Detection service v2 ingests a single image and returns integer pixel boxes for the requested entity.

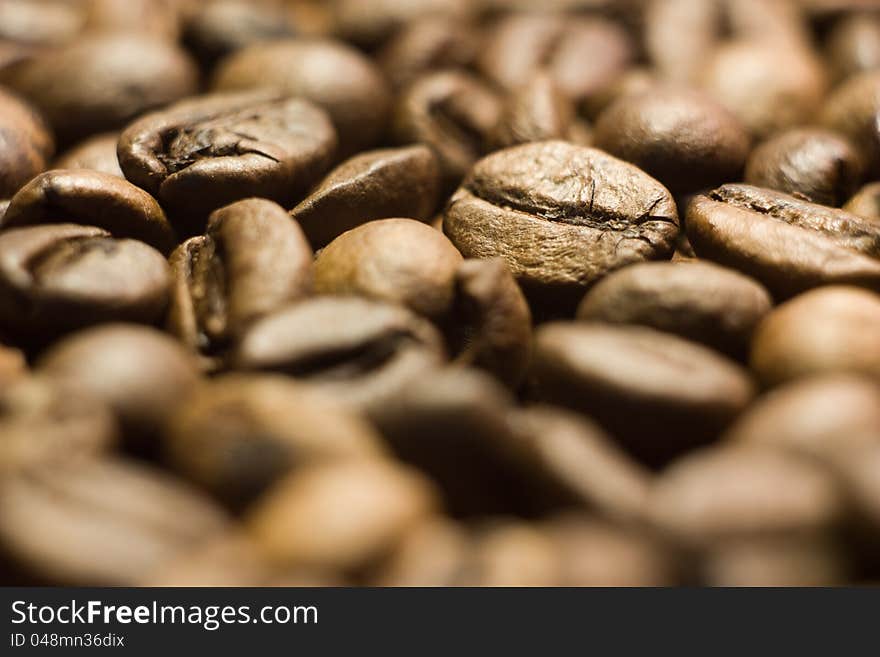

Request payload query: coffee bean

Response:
[0,88,54,199]
[1,169,175,253]
[686,184,880,297]
[844,181,880,218]
[700,41,827,137]
[393,70,502,192]
[314,218,462,319]
[246,459,437,572]
[478,13,634,104]
[0,376,116,473]
[168,199,313,360]
[231,296,446,415]
[821,71,880,175]
[444,140,679,315]
[37,323,200,445]
[449,257,532,387]
[488,73,578,151]
[53,132,123,178]
[377,16,481,90]
[594,88,751,196]
[723,374,880,458]
[750,286,880,386]
[825,12,880,82]
[649,446,843,547]
[0,457,229,585]
[0,224,170,341]
[212,38,390,156]
[290,145,440,249]
[118,90,337,234]
[531,323,754,465]
[2,34,198,144]
[744,128,863,206]
[164,374,385,508]
[576,261,773,358]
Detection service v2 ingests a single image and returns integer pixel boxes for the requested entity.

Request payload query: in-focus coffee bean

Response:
[0,88,53,198]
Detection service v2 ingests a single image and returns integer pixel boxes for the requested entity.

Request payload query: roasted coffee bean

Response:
[649,446,843,548]
[212,38,390,156]
[118,90,337,234]
[844,182,880,218]
[1,34,198,144]
[531,323,754,465]
[0,224,170,341]
[231,297,446,415]
[290,145,440,249]
[0,457,228,585]
[700,41,827,138]
[449,257,531,387]
[377,16,481,91]
[507,406,652,525]
[0,88,54,198]
[164,374,384,508]
[333,0,470,47]
[576,261,773,358]
[1,169,175,253]
[686,184,880,298]
[392,70,502,192]
[444,141,679,315]
[314,218,462,320]
[825,12,880,82]
[723,374,880,458]
[488,73,578,151]
[37,323,200,445]
[593,88,750,196]
[182,0,295,66]
[168,199,313,361]
[246,459,438,572]
[750,286,880,386]
[821,71,880,175]
[744,128,863,206]
[53,132,123,177]
[0,376,116,473]
[478,13,634,105]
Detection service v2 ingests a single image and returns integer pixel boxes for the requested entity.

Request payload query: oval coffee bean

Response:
[164,374,385,508]
[1,169,175,253]
[744,128,863,206]
[750,286,880,386]
[593,88,751,196]
[314,218,462,320]
[686,184,880,298]
[478,13,634,104]
[449,257,532,387]
[246,460,438,572]
[821,71,880,175]
[2,34,198,144]
[723,374,880,458]
[393,70,502,192]
[212,38,390,156]
[290,145,440,249]
[231,296,446,416]
[53,132,123,178]
[0,376,116,473]
[488,73,577,151]
[576,260,773,358]
[444,140,679,315]
[168,198,313,360]
[0,224,170,341]
[118,90,337,234]
[37,323,200,445]
[649,446,843,548]
[825,12,880,82]
[0,458,229,585]
[0,88,54,198]
[531,323,754,466]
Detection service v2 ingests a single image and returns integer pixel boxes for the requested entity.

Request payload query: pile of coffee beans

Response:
[3,0,880,587]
